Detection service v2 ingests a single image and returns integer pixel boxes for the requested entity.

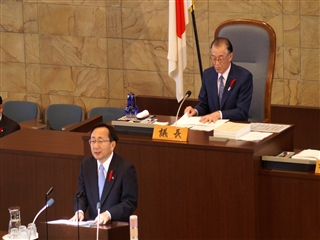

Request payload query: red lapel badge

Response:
[228,79,236,91]
[108,170,114,181]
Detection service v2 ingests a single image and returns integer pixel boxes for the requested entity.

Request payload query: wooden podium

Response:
[37,221,129,240]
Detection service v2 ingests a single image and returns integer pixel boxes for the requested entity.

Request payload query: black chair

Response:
[88,107,125,123]
[45,104,84,130]
[3,101,40,123]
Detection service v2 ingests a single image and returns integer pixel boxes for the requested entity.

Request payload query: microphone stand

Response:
[77,201,80,240]
[96,202,101,240]
[175,91,192,125]
[29,198,54,240]
[45,187,53,240]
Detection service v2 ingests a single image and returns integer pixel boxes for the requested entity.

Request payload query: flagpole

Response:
[190,3,203,80]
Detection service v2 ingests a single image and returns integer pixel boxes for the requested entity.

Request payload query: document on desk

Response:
[250,122,290,133]
[237,132,273,141]
[292,149,320,160]
[175,113,229,131]
[47,219,96,226]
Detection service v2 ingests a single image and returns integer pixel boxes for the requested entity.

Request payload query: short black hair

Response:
[0,96,2,105]
[90,122,119,143]
[210,37,233,53]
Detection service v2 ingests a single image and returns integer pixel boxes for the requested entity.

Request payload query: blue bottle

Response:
[130,94,139,117]
[125,93,133,118]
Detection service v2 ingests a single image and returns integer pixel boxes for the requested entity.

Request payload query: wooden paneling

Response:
[37,222,129,240]
[136,95,198,117]
[271,104,320,149]
[0,129,88,230]
[259,170,320,239]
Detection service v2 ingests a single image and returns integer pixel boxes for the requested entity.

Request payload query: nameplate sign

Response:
[315,160,320,174]
[152,125,188,142]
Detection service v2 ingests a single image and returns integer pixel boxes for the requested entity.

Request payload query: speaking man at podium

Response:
[185,37,253,123]
[70,123,138,224]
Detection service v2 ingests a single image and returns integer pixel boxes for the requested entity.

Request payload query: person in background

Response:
[0,96,21,138]
[185,37,253,123]
[70,123,138,224]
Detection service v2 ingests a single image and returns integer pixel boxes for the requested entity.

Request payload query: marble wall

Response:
[0,0,319,119]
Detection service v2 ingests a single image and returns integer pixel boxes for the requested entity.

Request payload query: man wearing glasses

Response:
[70,123,138,224]
[185,37,253,122]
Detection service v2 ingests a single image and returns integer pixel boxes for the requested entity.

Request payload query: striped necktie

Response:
[219,75,225,105]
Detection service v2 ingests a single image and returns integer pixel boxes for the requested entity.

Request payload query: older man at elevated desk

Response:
[185,37,253,123]
[0,96,20,138]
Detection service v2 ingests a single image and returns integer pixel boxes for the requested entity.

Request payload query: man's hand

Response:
[199,112,220,123]
[184,106,197,117]
[69,211,84,221]
[95,211,110,225]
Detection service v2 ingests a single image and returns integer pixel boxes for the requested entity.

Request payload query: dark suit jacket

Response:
[195,63,253,121]
[0,114,21,138]
[73,153,138,222]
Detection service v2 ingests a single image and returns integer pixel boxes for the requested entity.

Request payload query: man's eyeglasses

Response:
[210,54,230,64]
[88,139,112,145]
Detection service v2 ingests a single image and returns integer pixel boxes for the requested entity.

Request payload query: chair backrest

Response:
[3,101,40,123]
[214,19,276,122]
[45,104,84,130]
[88,107,126,123]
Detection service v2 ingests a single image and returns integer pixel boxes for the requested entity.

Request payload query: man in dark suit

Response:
[185,37,253,122]
[70,123,138,224]
[0,96,21,138]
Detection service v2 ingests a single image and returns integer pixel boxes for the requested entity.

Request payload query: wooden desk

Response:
[19,119,46,129]
[1,119,301,239]
[37,221,129,240]
[83,117,294,239]
[259,169,320,239]
[0,129,88,230]
[63,115,102,132]
[136,95,320,150]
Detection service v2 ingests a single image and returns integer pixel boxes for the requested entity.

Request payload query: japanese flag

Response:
[168,0,192,102]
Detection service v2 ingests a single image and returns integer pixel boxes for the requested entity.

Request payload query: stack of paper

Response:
[175,113,229,131]
[214,122,251,139]
[292,149,320,161]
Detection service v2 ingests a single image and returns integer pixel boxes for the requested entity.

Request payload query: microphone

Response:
[32,198,55,225]
[96,202,101,240]
[46,187,54,196]
[45,187,54,240]
[175,90,192,125]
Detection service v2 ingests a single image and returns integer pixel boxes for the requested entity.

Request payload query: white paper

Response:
[153,121,169,126]
[175,113,229,130]
[190,125,217,132]
[292,149,320,160]
[250,122,290,133]
[237,132,273,141]
[47,219,96,226]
